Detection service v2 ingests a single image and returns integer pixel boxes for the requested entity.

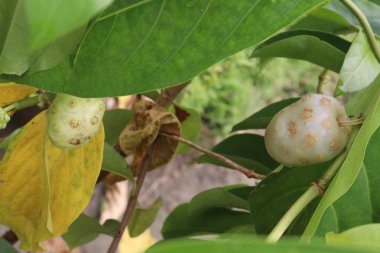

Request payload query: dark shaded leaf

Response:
[232,98,299,131]
[290,8,356,34]
[198,134,278,174]
[161,203,252,239]
[251,30,350,72]
[249,163,328,235]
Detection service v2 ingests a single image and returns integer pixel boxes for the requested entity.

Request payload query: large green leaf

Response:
[4,0,328,97]
[251,30,350,72]
[128,197,162,237]
[198,134,278,174]
[249,163,328,235]
[326,224,380,251]
[25,0,113,49]
[303,80,380,240]
[336,32,380,95]
[0,0,85,75]
[146,237,377,253]
[232,98,299,131]
[62,214,119,249]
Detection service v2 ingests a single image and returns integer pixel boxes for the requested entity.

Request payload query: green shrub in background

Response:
[179,51,322,135]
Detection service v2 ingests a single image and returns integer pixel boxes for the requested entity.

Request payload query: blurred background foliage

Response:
[179,50,323,136]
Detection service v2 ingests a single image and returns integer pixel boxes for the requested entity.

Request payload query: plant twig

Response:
[159,132,265,180]
[106,153,150,253]
[340,0,380,63]
[156,81,191,107]
[317,69,329,94]
[266,126,360,243]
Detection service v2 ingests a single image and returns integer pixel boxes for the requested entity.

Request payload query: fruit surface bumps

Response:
[47,94,105,149]
[264,94,352,166]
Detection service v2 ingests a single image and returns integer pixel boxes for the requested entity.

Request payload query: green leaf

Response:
[232,98,299,131]
[290,8,357,34]
[0,1,86,75]
[249,163,328,235]
[303,80,380,240]
[326,0,380,37]
[103,109,133,145]
[128,197,162,237]
[326,224,380,251]
[198,134,278,174]
[0,238,18,253]
[26,0,114,49]
[102,142,133,180]
[161,203,252,239]
[62,214,119,249]
[336,32,380,95]
[188,185,252,215]
[7,0,327,97]
[251,30,350,72]
[146,237,377,253]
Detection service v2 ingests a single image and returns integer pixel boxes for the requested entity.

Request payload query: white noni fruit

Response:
[47,94,106,149]
[264,94,352,166]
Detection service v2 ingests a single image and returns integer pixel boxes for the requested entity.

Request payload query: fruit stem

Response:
[338,118,365,126]
[340,0,380,63]
[160,132,266,180]
[266,126,360,243]
[3,93,55,113]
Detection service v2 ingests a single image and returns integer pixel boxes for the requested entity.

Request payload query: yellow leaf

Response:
[0,111,104,251]
[0,82,37,107]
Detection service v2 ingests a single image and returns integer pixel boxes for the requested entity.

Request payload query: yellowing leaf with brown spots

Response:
[0,111,104,251]
[0,82,37,107]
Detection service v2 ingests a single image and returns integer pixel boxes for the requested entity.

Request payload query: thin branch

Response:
[106,154,150,253]
[340,0,380,63]
[317,69,329,94]
[160,132,265,180]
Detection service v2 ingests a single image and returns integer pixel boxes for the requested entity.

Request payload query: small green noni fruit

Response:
[264,94,352,166]
[47,94,106,149]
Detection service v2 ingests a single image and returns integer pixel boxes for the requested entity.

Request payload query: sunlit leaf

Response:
[326,224,380,251]
[0,111,104,250]
[336,32,380,95]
